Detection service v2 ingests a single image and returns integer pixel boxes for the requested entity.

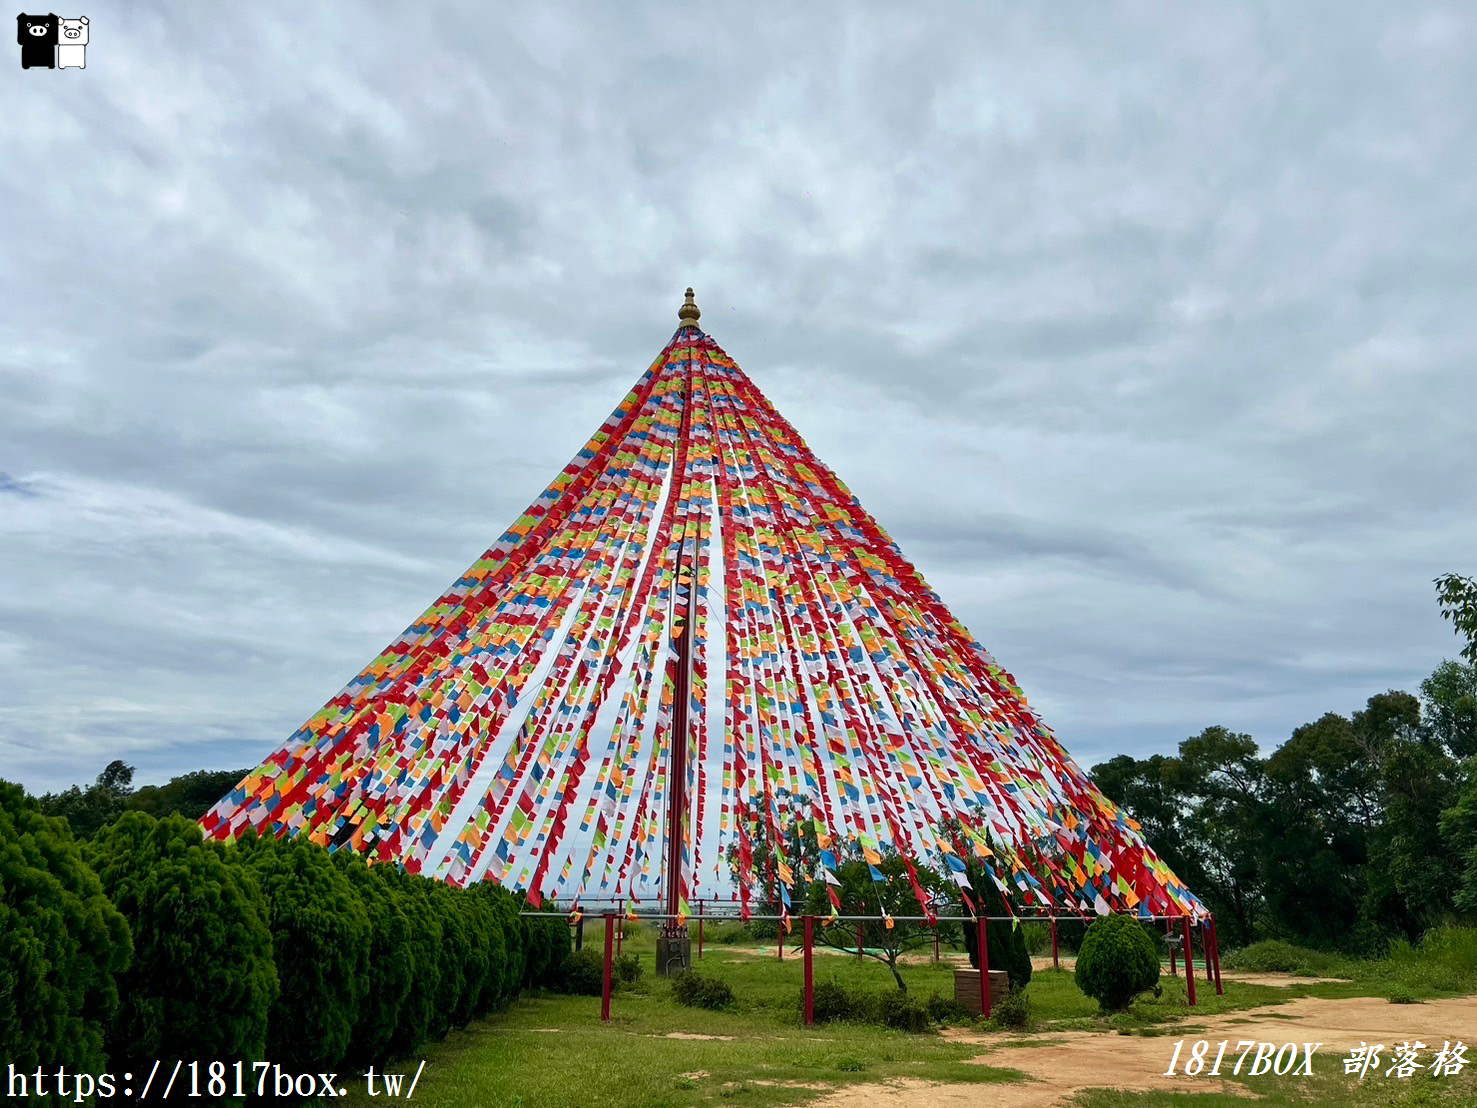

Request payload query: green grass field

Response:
[327,924,1384,1107]
[318,924,1477,1107]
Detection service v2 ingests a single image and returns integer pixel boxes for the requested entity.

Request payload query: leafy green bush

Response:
[0,781,131,1093]
[672,970,735,1009]
[1388,988,1420,1004]
[234,832,370,1071]
[1074,915,1160,1012]
[878,988,931,1032]
[1221,939,1338,976]
[88,813,276,1067]
[808,979,935,1030]
[811,978,854,1024]
[990,986,1031,1030]
[474,889,511,1016]
[925,990,970,1024]
[613,952,643,986]
[1383,926,1477,993]
[562,948,606,995]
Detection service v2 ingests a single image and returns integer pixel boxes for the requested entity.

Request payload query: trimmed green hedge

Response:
[1,783,573,1092]
[87,813,276,1069]
[0,783,131,1100]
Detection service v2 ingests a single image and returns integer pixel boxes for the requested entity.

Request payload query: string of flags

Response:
[201,311,1205,925]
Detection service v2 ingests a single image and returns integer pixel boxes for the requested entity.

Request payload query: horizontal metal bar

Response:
[519,911,1200,924]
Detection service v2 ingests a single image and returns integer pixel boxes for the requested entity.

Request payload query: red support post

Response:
[803,915,816,1026]
[698,901,705,961]
[977,917,992,1019]
[1182,916,1197,1007]
[1204,923,1214,984]
[1209,918,1224,995]
[934,927,940,963]
[857,920,864,960]
[1050,917,1059,969]
[601,913,615,1022]
[617,903,624,956]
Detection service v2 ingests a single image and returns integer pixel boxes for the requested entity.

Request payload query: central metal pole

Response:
[658,335,696,976]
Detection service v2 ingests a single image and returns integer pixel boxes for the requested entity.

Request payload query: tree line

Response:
[1088,575,1477,951]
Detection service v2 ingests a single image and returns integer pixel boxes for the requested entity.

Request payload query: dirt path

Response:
[809,994,1477,1107]
[1028,955,1349,988]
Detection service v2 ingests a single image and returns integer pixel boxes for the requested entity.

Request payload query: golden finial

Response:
[678,287,701,330]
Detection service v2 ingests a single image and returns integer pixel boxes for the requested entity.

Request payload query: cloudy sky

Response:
[4,2,1474,793]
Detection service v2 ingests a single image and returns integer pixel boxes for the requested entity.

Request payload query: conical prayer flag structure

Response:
[203,291,1204,923]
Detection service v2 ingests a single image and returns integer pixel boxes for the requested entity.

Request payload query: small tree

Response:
[0,781,131,1093]
[801,848,948,992]
[333,852,416,1068]
[1074,914,1160,1011]
[960,870,1033,992]
[88,812,276,1067]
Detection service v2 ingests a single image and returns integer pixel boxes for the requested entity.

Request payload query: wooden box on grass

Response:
[953,968,1011,1015]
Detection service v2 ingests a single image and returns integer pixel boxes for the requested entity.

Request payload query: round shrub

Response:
[234,832,371,1071]
[467,883,523,1010]
[87,813,276,1067]
[990,986,1031,1030]
[562,948,606,996]
[0,782,131,1085]
[1074,914,1161,1011]
[811,978,852,1024]
[672,969,735,1010]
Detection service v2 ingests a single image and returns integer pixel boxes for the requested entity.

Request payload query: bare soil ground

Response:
[1030,955,1350,987]
[809,993,1477,1108]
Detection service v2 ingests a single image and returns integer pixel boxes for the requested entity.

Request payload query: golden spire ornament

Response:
[678,287,701,330]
